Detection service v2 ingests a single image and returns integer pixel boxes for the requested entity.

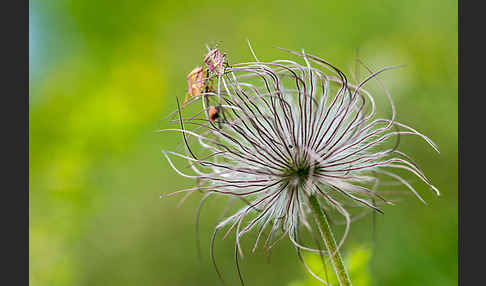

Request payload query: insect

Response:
[204,49,226,76]
[208,106,220,123]
[183,66,206,107]
[182,49,225,108]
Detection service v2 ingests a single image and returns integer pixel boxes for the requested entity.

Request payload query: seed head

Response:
[162,45,439,284]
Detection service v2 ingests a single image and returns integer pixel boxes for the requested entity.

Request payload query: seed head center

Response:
[284,160,313,186]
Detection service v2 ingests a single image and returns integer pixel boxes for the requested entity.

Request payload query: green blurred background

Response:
[29,0,457,285]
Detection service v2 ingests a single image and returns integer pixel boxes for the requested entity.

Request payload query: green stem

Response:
[308,194,352,286]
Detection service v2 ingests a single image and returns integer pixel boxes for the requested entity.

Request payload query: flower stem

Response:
[308,194,352,286]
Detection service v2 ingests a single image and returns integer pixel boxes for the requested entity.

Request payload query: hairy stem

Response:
[308,194,352,286]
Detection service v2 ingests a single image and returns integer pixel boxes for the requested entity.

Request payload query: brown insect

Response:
[183,66,206,107]
[208,106,220,123]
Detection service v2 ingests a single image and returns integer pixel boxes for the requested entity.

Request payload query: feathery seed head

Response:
[162,44,439,283]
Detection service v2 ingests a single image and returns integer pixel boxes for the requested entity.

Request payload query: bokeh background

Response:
[29,0,457,285]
